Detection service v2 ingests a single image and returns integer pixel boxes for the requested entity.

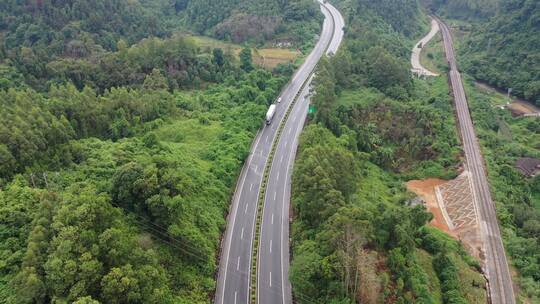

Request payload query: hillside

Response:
[0,0,201,91]
[182,0,322,46]
[0,0,320,92]
[459,0,540,105]
[0,1,299,303]
[421,0,500,19]
[416,1,540,300]
[289,1,487,303]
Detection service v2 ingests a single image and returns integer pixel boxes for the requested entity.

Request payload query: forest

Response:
[0,58,291,303]
[0,0,303,303]
[459,0,540,105]
[0,0,319,92]
[421,0,500,19]
[2,0,538,303]
[289,0,487,303]
[424,0,540,105]
[183,0,322,48]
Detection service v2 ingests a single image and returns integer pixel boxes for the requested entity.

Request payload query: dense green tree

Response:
[459,0,540,105]
[312,58,339,129]
[365,47,411,99]
[239,47,253,72]
[7,185,173,303]
[183,0,320,46]
[73,296,101,304]
[212,48,225,67]
[142,69,169,91]
[289,241,327,302]
[422,0,500,20]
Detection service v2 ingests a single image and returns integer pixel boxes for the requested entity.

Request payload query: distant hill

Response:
[421,0,500,20]
[0,0,181,53]
[183,0,321,45]
[459,0,540,105]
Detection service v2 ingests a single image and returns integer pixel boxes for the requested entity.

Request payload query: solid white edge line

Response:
[220,126,263,304]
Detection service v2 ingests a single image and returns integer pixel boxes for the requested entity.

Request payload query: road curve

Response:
[214,2,343,304]
[436,17,515,304]
[411,18,440,77]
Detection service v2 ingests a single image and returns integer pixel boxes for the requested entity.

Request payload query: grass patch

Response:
[154,118,223,169]
[416,249,444,304]
[454,252,488,304]
[189,35,239,53]
[420,32,447,75]
[253,48,300,68]
[336,88,385,108]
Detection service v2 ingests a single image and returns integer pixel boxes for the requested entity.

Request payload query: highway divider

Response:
[249,2,337,303]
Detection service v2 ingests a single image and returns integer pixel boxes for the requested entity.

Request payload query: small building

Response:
[515,157,540,177]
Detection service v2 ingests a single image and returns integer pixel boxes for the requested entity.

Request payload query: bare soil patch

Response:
[508,101,539,116]
[407,175,484,260]
[406,178,455,236]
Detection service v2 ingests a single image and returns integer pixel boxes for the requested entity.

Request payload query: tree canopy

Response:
[459,0,540,105]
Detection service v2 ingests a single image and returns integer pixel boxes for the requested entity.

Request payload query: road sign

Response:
[308,104,315,114]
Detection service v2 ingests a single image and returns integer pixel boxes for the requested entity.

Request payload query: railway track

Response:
[436,17,515,304]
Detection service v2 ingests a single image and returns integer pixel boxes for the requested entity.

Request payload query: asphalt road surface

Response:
[436,17,515,304]
[257,2,344,301]
[215,2,344,304]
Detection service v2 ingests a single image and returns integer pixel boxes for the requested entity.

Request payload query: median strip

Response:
[249,3,337,303]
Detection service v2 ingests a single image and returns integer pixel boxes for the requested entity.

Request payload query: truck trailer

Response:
[265,104,276,125]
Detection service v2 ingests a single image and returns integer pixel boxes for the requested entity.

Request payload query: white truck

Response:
[265,104,276,125]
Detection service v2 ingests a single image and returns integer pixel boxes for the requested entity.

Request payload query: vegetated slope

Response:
[182,0,322,47]
[421,0,500,19]
[0,1,297,303]
[0,0,313,93]
[289,1,486,303]
[0,0,181,52]
[0,53,289,303]
[420,0,540,300]
[459,0,540,105]
[0,0,209,91]
[462,77,540,302]
[351,0,426,37]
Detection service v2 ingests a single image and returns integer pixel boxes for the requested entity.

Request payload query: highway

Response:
[215,2,344,304]
[436,17,515,304]
[257,3,344,303]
